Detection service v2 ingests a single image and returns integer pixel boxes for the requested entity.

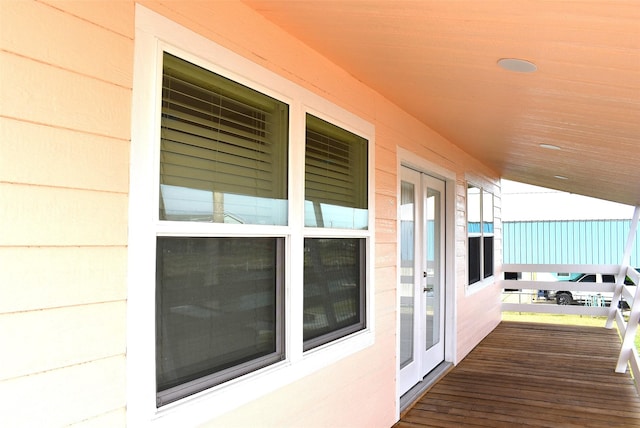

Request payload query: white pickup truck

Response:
[536,269,637,307]
[553,273,615,306]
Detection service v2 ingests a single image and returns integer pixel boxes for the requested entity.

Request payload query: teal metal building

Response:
[503,220,640,266]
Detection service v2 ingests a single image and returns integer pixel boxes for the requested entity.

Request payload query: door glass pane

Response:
[425,187,441,350]
[400,181,415,368]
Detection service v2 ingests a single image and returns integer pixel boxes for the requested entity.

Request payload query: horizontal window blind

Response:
[305,114,367,210]
[160,53,288,220]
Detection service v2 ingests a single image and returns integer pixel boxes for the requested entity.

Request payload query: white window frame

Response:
[127,6,375,427]
[466,182,495,292]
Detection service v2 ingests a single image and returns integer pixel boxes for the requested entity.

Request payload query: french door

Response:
[399,166,446,396]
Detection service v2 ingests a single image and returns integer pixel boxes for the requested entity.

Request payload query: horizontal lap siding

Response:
[456,178,503,361]
[0,356,127,427]
[0,1,132,427]
[0,119,130,192]
[0,302,127,381]
[0,247,126,313]
[0,184,128,246]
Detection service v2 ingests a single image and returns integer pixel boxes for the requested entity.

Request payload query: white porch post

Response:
[606,205,640,329]
[608,206,640,377]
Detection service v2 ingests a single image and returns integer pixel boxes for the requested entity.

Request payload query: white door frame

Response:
[396,148,457,410]
[398,167,446,394]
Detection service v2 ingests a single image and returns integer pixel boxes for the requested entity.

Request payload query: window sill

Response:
[466,276,495,296]
[146,329,374,427]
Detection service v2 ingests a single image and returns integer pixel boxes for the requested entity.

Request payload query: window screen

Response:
[303,238,365,350]
[160,53,289,225]
[468,236,481,284]
[156,237,284,406]
[483,236,494,279]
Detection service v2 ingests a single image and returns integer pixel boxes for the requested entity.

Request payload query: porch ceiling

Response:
[244,0,640,206]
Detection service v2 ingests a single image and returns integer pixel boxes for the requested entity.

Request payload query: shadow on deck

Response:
[395,321,640,427]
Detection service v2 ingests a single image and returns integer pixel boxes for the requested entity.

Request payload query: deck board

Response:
[396,321,640,427]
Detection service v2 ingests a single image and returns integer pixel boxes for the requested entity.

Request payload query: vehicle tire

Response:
[556,293,573,305]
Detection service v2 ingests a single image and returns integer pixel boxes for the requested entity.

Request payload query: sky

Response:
[501,179,636,222]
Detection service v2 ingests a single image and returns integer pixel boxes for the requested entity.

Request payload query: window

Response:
[140,47,373,409]
[304,114,368,229]
[303,238,366,349]
[303,115,368,350]
[156,237,284,406]
[130,9,374,421]
[155,53,289,405]
[467,185,494,285]
[160,53,288,225]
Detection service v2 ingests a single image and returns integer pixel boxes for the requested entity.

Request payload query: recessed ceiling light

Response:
[540,144,561,150]
[554,175,568,180]
[497,58,537,73]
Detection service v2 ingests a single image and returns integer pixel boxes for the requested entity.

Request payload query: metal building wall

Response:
[503,220,640,266]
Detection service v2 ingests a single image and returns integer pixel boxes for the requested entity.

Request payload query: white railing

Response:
[500,263,640,394]
[501,263,620,316]
[611,265,640,389]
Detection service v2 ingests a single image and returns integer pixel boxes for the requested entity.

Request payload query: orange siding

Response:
[0,0,131,426]
[2,1,133,88]
[0,0,502,426]
[0,119,129,192]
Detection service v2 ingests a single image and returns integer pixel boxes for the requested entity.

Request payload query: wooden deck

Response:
[396,321,640,427]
